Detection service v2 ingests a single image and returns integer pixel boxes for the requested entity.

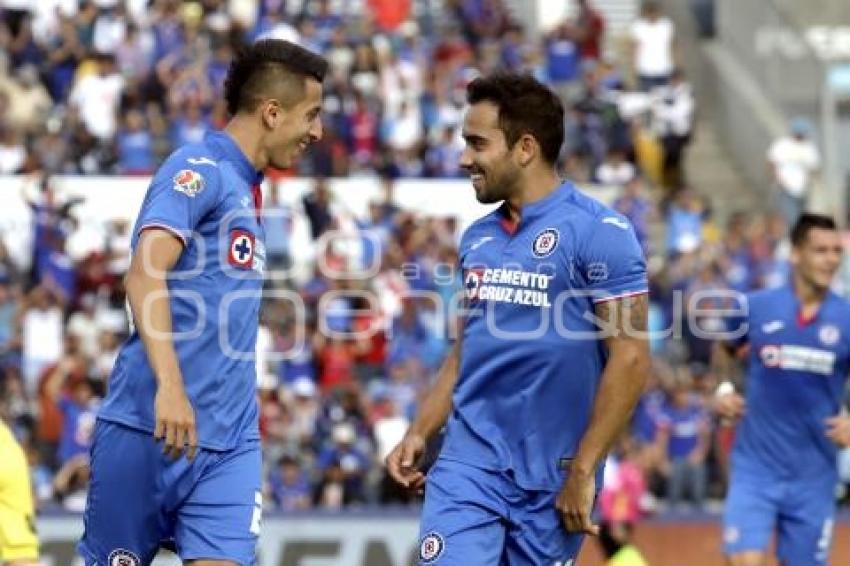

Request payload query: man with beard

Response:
[386,72,650,565]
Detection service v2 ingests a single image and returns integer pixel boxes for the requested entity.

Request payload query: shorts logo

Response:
[532,228,559,258]
[724,526,739,544]
[228,229,255,269]
[819,324,840,346]
[172,169,205,197]
[108,549,140,566]
[419,531,445,563]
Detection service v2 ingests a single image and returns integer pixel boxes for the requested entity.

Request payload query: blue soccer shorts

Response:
[418,458,585,565]
[723,467,835,565]
[78,419,262,565]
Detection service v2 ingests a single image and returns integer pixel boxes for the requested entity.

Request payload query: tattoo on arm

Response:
[593,293,649,340]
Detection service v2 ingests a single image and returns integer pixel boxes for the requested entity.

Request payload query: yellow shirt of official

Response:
[0,421,39,562]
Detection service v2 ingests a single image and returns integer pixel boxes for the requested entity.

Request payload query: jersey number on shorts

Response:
[250,491,263,536]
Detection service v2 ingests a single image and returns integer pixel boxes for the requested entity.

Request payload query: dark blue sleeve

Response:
[131,150,221,247]
[580,212,648,303]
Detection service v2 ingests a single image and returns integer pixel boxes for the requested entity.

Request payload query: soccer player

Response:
[386,72,651,564]
[715,213,850,566]
[0,418,39,566]
[78,40,327,566]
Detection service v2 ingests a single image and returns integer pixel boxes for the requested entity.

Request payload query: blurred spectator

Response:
[315,422,370,507]
[116,108,155,174]
[655,369,710,511]
[263,183,294,276]
[302,178,335,240]
[0,121,26,173]
[613,177,654,254]
[665,187,704,256]
[0,64,51,134]
[21,285,64,393]
[599,436,650,566]
[50,375,99,466]
[268,454,312,511]
[373,396,411,503]
[768,117,820,228]
[653,69,694,190]
[574,0,606,61]
[92,3,127,55]
[36,335,88,469]
[69,52,124,141]
[630,1,676,91]
[595,148,636,186]
[45,14,87,102]
[544,22,582,104]
[170,100,211,149]
[367,0,412,32]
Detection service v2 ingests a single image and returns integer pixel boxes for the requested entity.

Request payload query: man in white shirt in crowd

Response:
[630,1,676,92]
[68,52,125,142]
[767,117,820,229]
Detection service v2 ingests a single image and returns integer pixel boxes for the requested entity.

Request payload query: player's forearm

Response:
[126,269,183,388]
[407,341,461,440]
[573,344,650,476]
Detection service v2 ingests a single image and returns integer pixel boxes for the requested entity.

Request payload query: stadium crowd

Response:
[0,0,840,535]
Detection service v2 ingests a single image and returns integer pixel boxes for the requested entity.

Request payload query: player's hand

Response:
[556,466,599,536]
[714,392,746,420]
[154,379,198,460]
[385,432,426,492]
[825,415,850,447]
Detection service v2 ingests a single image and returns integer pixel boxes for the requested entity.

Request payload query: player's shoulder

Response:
[458,208,502,254]
[825,290,850,318]
[158,142,221,174]
[560,183,635,240]
[743,286,784,310]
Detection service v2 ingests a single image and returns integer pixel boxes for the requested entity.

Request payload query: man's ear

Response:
[262,100,282,130]
[515,134,537,167]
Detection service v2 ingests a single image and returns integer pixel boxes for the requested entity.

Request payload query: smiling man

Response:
[716,213,850,566]
[78,40,326,566]
[386,72,651,565]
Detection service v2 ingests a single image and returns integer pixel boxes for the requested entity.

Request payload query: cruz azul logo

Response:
[532,228,559,258]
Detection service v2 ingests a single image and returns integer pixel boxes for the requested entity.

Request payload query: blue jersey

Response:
[440,182,648,491]
[731,284,850,481]
[98,131,266,451]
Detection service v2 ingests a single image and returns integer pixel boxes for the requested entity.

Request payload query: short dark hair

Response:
[466,72,565,165]
[790,212,837,246]
[224,39,328,116]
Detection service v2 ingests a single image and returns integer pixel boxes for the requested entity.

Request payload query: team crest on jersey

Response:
[108,549,140,566]
[464,268,484,301]
[172,169,205,197]
[419,531,445,563]
[532,228,559,258]
[228,229,255,269]
[819,324,840,346]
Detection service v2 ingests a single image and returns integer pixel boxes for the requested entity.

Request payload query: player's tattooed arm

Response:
[592,292,649,336]
[559,293,651,534]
